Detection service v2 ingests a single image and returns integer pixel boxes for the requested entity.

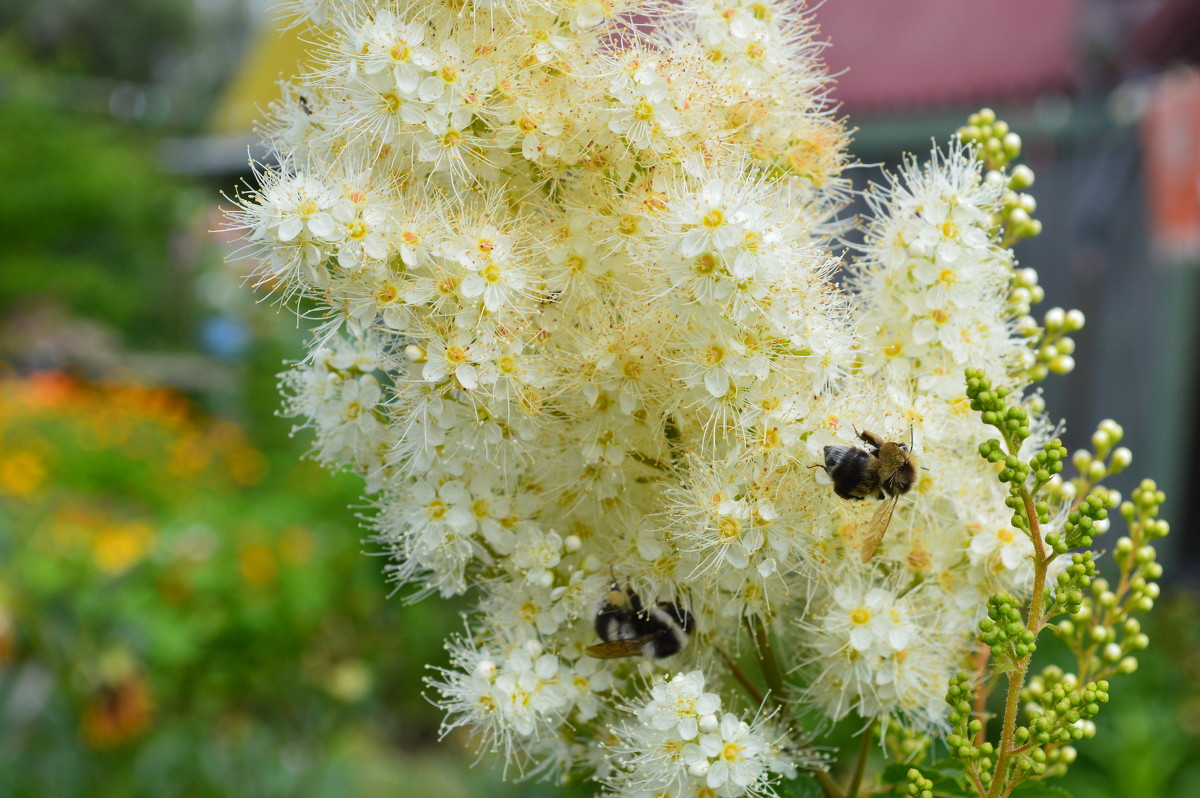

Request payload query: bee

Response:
[586,581,694,660]
[821,429,917,562]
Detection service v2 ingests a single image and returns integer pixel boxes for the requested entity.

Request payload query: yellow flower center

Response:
[632,100,655,121]
[694,253,718,275]
[850,608,871,625]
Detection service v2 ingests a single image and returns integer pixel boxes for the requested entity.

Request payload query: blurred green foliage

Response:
[0,0,250,129]
[0,0,194,84]
[0,372,571,797]
[1062,593,1200,798]
[0,48,203,349]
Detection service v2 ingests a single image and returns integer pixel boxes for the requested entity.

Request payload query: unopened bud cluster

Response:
[1019,667,1109,776]
[1055,480,1166,680]
[958,109,1042,245]
[945,673,996,788]
[950,369,1166,796]
[978,593,1036,663]
[906,768,935,798]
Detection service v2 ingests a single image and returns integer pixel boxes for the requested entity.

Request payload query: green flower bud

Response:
[1110,447,1132,471]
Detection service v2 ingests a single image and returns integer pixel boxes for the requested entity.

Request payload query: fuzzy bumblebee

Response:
[822,430,918,560]
[586,582,695,659]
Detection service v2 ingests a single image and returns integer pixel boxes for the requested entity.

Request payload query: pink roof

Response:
[812,0,1081,113]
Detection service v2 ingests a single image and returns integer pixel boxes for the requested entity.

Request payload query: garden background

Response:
[1,1,1198,796]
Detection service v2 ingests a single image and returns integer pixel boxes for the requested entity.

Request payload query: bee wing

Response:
[859,495,899,563]
[585,632,665,659]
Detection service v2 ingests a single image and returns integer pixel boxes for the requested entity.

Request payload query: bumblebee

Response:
[821,430,917,561]
[586,581,694,660]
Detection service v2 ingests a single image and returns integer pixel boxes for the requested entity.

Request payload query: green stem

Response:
[748,616,786,703]
[816,770,848,798]
[628,450,671,473]
[986,479,1048,798]
[847,719,875,798]
[745,617,847,798]
[717,647,765,708]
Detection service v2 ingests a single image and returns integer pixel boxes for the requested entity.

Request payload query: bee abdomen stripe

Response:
[830,450,868,487]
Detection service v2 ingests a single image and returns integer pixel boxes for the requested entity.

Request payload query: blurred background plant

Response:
[0,370,516,797]
[0,0,1198,796]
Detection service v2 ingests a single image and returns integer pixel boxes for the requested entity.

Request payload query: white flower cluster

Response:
[604,670,807,798]
[231,0,1070,793]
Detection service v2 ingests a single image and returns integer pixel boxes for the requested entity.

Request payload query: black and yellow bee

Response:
[586,581,694,660]
[822,430,917,561]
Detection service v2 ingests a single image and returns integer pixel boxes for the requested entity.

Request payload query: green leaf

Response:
[776,774,823,798]
[1008,783,1075,798]
[881,763,914,786]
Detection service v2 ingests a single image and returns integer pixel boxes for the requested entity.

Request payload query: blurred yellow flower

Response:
[325,659,372,703]
[227,446,268,486]
[239,542,277,587]
[92,521,155,575]
[279,525,317,563]
[0,450,46,498]
[168,433,212,478]
[0,607,14,665]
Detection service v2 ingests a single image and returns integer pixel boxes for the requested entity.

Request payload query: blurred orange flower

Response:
[81,675,154,750]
